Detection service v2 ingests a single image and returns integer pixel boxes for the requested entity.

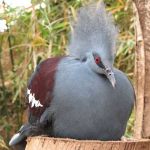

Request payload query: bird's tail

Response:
[9,122,47,149]
[9,123,43,149]
[68,1,118,60]
[9,124,30,147]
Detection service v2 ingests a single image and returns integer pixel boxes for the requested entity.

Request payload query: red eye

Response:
[95,56,101,64]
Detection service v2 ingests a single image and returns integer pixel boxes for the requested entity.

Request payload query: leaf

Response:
[0,136,9,150]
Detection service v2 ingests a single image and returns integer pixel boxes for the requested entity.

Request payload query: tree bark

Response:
[133,0,150,138]
[133,1,145,139]
[142,0,150,139]
[25,136,150,150]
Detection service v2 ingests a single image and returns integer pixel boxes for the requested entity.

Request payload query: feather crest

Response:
[68,1,118,63]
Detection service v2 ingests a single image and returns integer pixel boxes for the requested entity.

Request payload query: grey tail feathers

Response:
[9,123,48,147]
[9,123,39,147]
[68,1,118,61]
[9,124,30,146]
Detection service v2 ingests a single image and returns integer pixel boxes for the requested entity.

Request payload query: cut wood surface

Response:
[25,136,150,150]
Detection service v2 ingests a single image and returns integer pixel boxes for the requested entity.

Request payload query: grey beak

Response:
[104,68,116,88]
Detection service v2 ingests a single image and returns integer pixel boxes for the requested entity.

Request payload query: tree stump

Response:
[25,136,150,150]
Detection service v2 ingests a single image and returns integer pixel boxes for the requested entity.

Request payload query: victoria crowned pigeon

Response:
[9,1,135,149]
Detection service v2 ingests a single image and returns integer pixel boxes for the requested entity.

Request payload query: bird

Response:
[9,1,135,149]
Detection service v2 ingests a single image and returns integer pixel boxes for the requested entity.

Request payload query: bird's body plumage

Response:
[25,56,134,141]
[9,1,135,149]
[41,57,134,140]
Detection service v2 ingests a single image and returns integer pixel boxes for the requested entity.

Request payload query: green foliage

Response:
[0,135,9,150]
[0,0,135,147]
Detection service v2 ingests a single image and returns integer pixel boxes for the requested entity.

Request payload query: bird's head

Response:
[86,51,116,88]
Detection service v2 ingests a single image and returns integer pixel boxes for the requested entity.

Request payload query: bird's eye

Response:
[95,56,101,64]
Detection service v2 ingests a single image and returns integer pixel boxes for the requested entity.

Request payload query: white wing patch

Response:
[27,89,43,108]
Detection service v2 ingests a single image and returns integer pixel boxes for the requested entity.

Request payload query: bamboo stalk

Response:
[0,46,6,93]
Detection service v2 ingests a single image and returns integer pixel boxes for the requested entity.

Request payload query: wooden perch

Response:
[25,136,150,150]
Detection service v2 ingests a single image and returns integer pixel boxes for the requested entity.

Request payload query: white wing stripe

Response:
[27,88,43,108]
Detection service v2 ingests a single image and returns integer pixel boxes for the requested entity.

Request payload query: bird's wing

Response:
[9,57,64,147]
[26,57,64,123]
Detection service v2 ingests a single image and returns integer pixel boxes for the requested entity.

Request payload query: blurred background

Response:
[0,0,134,149]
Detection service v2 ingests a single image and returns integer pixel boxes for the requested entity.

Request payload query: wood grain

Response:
[25,136,150,150]
[133,1,145,139]
[133,0,150,138]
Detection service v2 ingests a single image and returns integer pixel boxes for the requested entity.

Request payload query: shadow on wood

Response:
[25,136,150,150]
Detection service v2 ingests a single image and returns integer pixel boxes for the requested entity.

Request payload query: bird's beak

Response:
[104,68,116,88]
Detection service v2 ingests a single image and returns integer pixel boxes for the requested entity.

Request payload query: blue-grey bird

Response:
[9,1,135,149]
